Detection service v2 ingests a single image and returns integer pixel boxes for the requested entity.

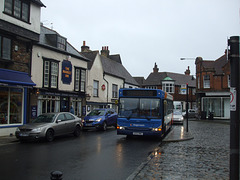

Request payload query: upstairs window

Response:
[0,36,11,60]
[203,75,210,88]
[75,68,86,92]
[93,80,99,97]
[43,59,59,89]
[4,0,30,23]
[57,36,66,50]
[162,82,174,93]
[112,84,118,98]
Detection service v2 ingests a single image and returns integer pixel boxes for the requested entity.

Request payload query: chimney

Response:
[185,66,190,75]
[101,46,110,57]
[153,62,159,73]
[81,41,90,52]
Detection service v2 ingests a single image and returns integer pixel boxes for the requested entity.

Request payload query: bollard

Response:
[50,171,63,180]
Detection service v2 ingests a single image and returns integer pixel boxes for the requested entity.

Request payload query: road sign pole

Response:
[229,36,240,180]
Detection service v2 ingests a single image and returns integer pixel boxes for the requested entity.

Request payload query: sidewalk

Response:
[0,134,19,146]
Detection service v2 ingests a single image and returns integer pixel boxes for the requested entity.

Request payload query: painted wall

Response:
[0,0,41,34]
[31,45,88,91]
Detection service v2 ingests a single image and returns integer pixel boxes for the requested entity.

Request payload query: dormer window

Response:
[57,36,66,50]
[4,0,30,23]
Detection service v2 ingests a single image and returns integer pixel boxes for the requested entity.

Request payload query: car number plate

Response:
[85,123,92,127]
[20,133,29,137]
[133,132,143,136]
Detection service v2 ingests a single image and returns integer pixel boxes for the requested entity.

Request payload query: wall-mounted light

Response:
[14,45,18,51]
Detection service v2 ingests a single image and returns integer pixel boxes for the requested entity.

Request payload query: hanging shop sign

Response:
[62,60,72,84]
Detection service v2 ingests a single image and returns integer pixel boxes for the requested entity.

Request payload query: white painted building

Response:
[30,26,89,120]
[81,43,139,113]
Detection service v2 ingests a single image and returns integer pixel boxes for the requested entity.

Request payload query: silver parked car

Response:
[15,112,82,142]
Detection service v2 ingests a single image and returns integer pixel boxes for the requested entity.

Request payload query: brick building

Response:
[0,0,45,136]
[195,51,230,119]
[135,63,196,111]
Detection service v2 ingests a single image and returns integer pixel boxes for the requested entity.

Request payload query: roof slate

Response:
[38,26,88,61]
[100,55,139,86]
[144,72,196,87]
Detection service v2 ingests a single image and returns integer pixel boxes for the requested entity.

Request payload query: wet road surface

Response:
[0,128,162,180]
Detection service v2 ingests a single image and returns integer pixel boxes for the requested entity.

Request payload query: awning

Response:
[0,68,36,87]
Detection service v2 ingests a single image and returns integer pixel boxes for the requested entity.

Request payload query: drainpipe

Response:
[103,73,109,107]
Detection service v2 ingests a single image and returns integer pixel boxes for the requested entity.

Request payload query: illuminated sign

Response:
[62,60,72,84]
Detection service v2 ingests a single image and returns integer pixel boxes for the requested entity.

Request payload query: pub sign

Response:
[62,60,72,84]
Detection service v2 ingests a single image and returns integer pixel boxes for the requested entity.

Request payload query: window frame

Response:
[43,59,59,89]
[74,67,86,92]
[4,0,30,23]
[203,75,210,89]
[162,81,175,93]
[93,80,99,97]
[112,84,118,98]
[0,35,12,61]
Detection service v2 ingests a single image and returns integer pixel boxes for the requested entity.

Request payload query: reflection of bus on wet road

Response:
[117,88,173,137]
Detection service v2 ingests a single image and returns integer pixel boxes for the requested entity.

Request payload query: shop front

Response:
[201,92,230,119]
[0,69,36,136]
[32,89,86,120]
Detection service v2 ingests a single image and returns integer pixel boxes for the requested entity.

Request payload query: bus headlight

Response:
[152,128,162,132]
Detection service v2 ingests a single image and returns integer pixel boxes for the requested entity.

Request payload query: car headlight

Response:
[95,118,102,122]
[180,117,184,120]
[32,127,42,133]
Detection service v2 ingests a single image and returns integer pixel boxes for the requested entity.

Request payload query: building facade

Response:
[81,42,139,113]
[0,0,45,136]
[137,63,196,111]
[30,26,89,121]
[195,52,230,119]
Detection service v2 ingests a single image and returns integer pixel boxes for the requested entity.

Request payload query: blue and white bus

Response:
[117,88,173,137]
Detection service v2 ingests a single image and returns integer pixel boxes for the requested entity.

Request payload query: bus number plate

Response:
[133,132,143,136]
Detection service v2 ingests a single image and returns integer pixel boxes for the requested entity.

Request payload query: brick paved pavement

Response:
[128,120,230,180]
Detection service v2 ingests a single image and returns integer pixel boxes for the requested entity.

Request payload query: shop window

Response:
[4,0,30,22]
[0,87,23,125]
[93,80,99,97]
[39,96,60,114]
[74,68,86,92]
[43,59,59,89]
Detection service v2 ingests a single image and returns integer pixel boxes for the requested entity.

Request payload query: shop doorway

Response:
[61,97,69,112]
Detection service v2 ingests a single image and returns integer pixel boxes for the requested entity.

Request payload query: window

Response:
[74,68,86,92]
[0,36,11,60]
[203,75,210,88]
[112,84,118,98]
[162,82,174,93]
[0,87,23,125]
[4,0,30,22]
[93,80,99,97]
[43,59,59,88]
[39,95,60,114]
[57,36,66,50]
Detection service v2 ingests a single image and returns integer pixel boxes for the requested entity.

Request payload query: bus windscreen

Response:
[119,98,161,119]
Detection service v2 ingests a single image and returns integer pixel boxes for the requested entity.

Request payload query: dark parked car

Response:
[15,112,82,142]
[83,108,118,131]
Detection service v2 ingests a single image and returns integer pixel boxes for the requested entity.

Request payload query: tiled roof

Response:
[144,72,196,87]
[202,54,227,75]
[38,26,88,61]
[100,55,139,86]
[81,51,98,69]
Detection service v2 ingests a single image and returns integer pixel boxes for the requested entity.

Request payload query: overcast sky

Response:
[41,0,240,78]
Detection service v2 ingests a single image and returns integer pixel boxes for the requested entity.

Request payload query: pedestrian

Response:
[70,106,74,114]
